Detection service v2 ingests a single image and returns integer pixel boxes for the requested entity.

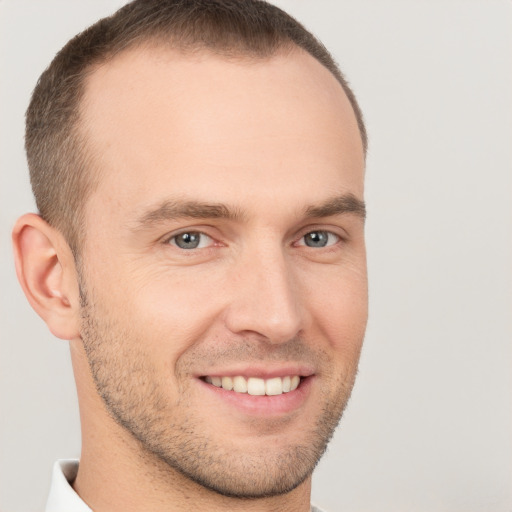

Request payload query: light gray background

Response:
[1,1,511,511]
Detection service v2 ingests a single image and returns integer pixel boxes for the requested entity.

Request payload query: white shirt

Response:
[45,460,92,512]
[45,459,325,512]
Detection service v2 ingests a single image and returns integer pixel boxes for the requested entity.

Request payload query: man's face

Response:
[77,46,367,498]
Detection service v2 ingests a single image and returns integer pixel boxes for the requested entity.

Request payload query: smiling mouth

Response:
[201,375,302,396]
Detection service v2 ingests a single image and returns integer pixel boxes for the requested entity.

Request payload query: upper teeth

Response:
[205,375,301,396]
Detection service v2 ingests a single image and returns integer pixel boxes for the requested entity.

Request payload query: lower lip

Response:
[198,376,314,417]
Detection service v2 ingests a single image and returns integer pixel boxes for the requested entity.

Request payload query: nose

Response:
[223,245,304,344]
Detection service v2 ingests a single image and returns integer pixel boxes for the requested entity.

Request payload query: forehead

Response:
[80,46,364,221]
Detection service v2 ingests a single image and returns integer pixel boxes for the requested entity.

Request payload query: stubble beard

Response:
[78,283,360,499]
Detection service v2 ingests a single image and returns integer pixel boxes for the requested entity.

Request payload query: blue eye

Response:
[301,231,339,248]
[169,232,212,249]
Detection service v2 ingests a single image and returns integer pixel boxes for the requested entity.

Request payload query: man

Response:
[12,0,367,510]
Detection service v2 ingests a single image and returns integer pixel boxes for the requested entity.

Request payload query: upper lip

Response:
[196,364,315,380]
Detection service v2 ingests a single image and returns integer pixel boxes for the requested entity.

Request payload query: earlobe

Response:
[12,213,80,340]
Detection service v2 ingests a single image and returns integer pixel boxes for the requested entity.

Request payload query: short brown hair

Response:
[26,0,367,255]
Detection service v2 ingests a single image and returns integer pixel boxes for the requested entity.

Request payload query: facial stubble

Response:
[78,281,360,499]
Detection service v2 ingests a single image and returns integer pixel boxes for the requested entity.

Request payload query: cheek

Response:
[304,263,368,353]
[118,266,228,360]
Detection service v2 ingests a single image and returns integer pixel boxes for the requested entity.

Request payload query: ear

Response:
[12,213,81,340]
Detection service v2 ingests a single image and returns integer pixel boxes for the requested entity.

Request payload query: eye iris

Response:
[305,231,328,248]
[175,232,200,249]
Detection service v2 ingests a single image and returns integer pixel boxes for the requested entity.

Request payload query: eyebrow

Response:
[304,193,366,220]
[134,200,246,228]
[133,193,365,230]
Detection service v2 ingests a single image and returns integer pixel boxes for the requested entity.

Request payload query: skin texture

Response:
[13,46,367,512]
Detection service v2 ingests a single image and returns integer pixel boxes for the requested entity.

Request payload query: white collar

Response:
[45,460,92,512]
